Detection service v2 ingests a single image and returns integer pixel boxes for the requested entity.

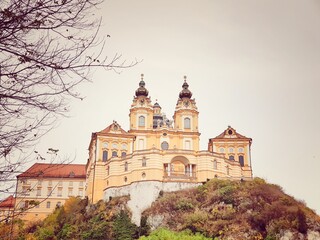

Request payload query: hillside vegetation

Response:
[143,178,320,239]
[3,178,320,240]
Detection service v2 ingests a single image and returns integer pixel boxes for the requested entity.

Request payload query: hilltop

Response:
[2,178,320,240]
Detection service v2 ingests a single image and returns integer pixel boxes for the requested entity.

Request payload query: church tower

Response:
[173,76,200,151]
[129,74,154,150]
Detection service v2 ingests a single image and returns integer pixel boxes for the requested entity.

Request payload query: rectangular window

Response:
[138,139,144,150]
[185,140,191,150]
[58,181,63,187]
[103,150,108,162]
[57,188,62,197]
[78,189,83,197]
[239,155,244,167]
[142,159,147,167]
[48,181,52,186]
[79,181,83,187]
[69,181,73,187]
[47,187,52,196]
[22,186,29,196]
[68,188,73,196]
[36,188,41,196]
[46,201,51,208]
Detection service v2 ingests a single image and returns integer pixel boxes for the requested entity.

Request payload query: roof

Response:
[211,126,252,141]
[98,121,129,135]
[17,163,86,179]
[0,195,15,208]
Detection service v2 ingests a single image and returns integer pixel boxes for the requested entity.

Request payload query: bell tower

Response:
[173,76,200,150]
[129,74,154,131]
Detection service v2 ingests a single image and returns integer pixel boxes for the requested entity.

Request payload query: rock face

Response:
[104,181,201,225]
[307,231,320,240]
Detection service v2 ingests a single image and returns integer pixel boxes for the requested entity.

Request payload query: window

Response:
[35,203,40,208]
[68,188,73,196]
[229,147,234,153]
[78,189,83,197]
[103,150,108,162]
[56,202,61,207]
[184,140,191,150]
[47,187,52,196]
[161,141,169,150]
[239,155,244,167]
[124,162,128,172]
[22,186,30,196]
[219,147,225,153]
[103,142,108,148]
[79,181,83,187]
[213,160,217,170]
[48,181,52,186]
[229,155,235,161]
[37,180,42,186]
[121,152,126,158]
[142,157,147,167]
[107,166,110,175]
[36,188,41,196]
[138,139,144,150]
[46,201,51,208]
[138,116,145,127]
[122,144,127,150]
[58,181,63,187]
[69,181,73,187]
[112,151,118,157]
[57,188,62,197]
[184,117,191,129]
[112,143,118,149]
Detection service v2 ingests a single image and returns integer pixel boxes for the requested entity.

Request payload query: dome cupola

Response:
[135,74,149,97]
[179,76,192,99]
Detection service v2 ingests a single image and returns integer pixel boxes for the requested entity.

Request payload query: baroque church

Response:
[86,75,253,204]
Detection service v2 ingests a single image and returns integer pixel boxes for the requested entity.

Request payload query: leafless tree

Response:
[0,0,137,186]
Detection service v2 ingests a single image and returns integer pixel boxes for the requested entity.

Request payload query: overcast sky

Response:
[29,0,320,214]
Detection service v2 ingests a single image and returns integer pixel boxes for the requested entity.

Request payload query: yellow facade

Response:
[14,164,86,221]
[86,75,253,203]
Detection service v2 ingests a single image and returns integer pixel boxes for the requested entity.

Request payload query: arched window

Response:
[102,150,108,162]
[184,117,191,129]
[229,155,234,161]
[213,160,217,170]
[112,151,117,157]
[239,155,244,167]
[124,162,128,172]
[161,141,169,150]
[121,152,126,158]
[139,116,145,127]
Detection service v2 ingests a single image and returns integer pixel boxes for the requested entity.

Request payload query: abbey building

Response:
[86,75,253,204]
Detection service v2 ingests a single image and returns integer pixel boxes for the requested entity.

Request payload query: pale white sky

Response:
[33,0,320,214]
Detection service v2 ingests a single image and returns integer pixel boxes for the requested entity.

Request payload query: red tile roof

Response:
[17,163,86,179]
[0,195,15,208]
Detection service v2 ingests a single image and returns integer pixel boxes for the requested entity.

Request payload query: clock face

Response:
[183,100,189,107]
